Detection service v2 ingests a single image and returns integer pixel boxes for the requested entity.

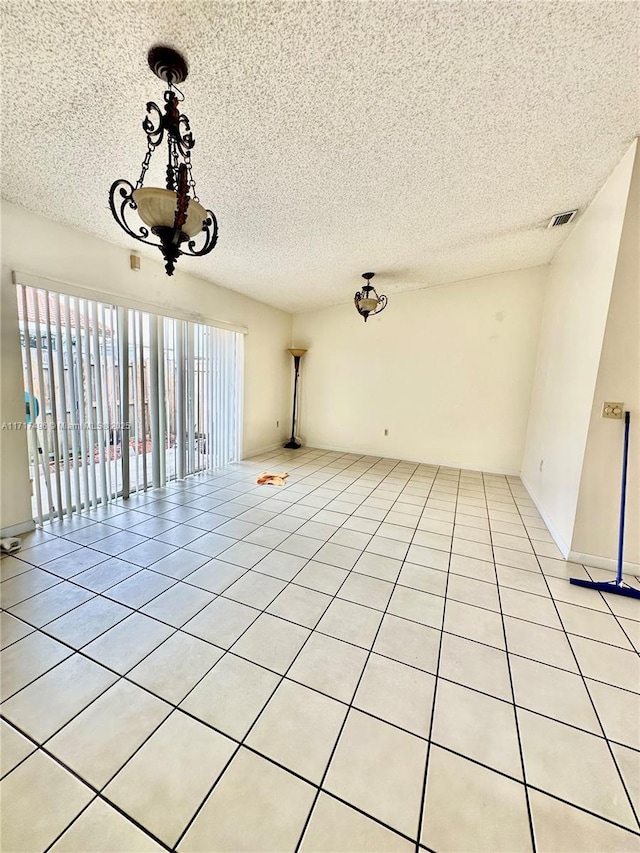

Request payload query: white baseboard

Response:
[569,551,640,575]
[520,475,571,559]
[0,519,36,538]
[300,443,521,476]
[243,441,288,458]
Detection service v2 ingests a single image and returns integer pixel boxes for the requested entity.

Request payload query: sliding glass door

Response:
[16,283,243,524]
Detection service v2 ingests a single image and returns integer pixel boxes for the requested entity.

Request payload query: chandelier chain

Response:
[136,140,155,190]
[184,150,199,203]
[167,136,180,192]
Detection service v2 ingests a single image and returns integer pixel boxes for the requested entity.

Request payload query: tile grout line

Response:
[6,564,637,809]
[3,459,437,730]
[290,472,438,852]
[4,475,636,710]
[582,563,640,654]
[2,454,372,851]
[4,455,638,849]
[8,545,637,675]
[4,686,639,850]
[12,726,175,853]
[3,453,378,679]
[13,501,636,645]
[485,471,537,853]
[413,465,462,853]
[504,477,640,836]
[171,459,426,849]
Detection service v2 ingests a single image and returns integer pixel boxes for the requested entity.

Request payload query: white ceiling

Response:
[2,1,638,312]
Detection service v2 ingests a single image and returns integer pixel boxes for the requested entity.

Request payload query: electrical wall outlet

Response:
[384,428,388,436]
[602,402,624,419]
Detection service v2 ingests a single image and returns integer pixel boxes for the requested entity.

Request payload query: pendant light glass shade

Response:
[132,188,208,238]
[357,297,379,313]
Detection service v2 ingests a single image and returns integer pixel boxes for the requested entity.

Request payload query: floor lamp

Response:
[284,348,307,449]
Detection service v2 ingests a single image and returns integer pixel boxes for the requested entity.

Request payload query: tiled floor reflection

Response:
[1,448,639,852]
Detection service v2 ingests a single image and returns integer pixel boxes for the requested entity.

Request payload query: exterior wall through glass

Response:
[15,283,243,525]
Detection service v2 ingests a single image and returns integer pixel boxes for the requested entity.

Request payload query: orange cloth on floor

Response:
[256,472,289,487]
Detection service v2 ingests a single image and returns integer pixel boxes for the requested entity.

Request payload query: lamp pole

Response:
[284,348,307,449]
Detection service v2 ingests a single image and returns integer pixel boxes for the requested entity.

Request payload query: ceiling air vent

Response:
[547,210,578,228]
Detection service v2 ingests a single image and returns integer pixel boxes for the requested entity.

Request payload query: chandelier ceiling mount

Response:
[147,45,189,85]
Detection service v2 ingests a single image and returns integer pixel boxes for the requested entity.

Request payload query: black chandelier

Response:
[109,45,218,276]
[354,272,387,322]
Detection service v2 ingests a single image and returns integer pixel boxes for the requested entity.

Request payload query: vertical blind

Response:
[16,283,243,525]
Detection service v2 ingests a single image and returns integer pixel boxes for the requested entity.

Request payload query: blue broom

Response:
[570,411,640,600]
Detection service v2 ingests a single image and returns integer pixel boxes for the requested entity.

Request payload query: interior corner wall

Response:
[292,266,547,473]
[0,201,293,530]
[571,142,640,569]
[521,140,637,557]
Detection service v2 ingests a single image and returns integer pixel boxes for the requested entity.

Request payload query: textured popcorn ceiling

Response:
[1,1,638,312]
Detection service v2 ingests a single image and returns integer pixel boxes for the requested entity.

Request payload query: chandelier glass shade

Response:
[354,272,387,322]
[132,188,208,238]
[109,45,218,276]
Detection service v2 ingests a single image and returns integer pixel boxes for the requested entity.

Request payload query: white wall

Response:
[521,141,637,557]
[0,201,293,531]
[571,142,640,568]
[292,266,547,473]
[0,266,34,533]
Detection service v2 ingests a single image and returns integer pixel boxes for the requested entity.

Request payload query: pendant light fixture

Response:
[354,272,387,322]
[109,45,218,276]
[284,348,307,449]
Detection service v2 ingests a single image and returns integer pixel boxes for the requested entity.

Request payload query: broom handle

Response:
[616,411,630,584]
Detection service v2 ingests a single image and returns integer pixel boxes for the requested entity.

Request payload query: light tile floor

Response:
[1,448,639,852]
